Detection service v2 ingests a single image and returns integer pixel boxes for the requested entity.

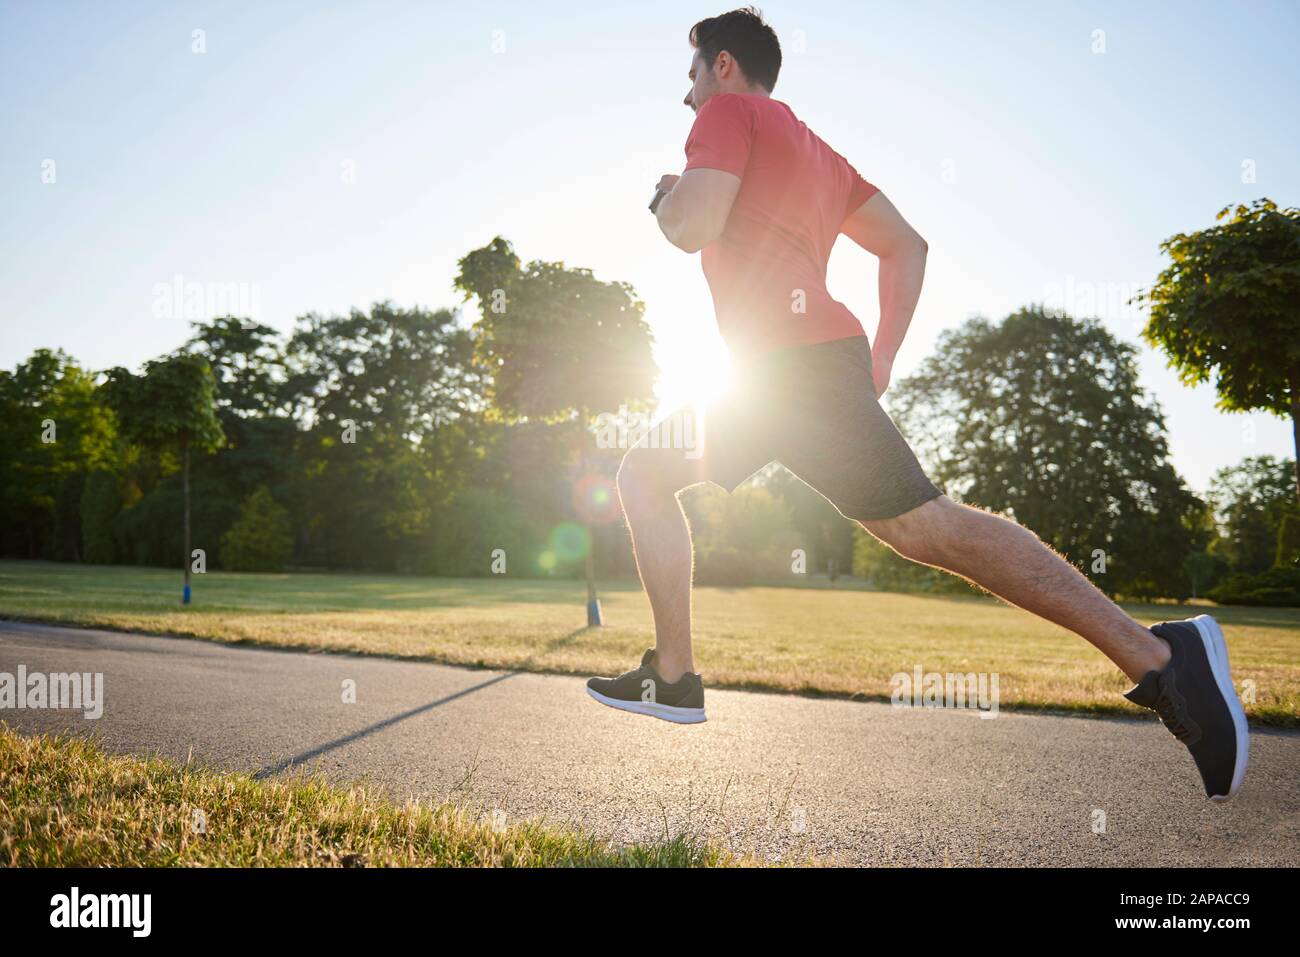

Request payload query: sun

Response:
[652,334,734,417]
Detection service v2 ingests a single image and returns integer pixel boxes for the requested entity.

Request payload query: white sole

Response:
[1190,614,1250,801]
[586,686,707,724]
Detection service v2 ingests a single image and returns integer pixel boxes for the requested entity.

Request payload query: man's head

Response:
[684,7,781,112]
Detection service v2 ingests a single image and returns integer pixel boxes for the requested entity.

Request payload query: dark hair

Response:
[689,7,782,93]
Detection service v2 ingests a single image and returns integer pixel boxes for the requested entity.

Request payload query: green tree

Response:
[890,307,1202,598]
[1206,455,1298,574]
[1138,199,1300,505]
[291,429,435,572]
[284,302,480,438]
[1182,549,1227,601]
[0,349,117,559]
[1276,513,1300,568]
[686,484,802,585]
[80,469,121,564]
[853,526,972,594]
[430,486,544,577]
[183,316,299,560]
[282,302,479,572]
[53,471,86,561]
[1179,499,1227,599]
[454,237,656,625]
[220,486,293,571]
[184,316,288,417]
[766,468,856,581]
[102,355,225,602]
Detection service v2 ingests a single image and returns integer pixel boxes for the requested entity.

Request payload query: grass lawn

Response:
[0,722,748,866]
[1,559,1296,726]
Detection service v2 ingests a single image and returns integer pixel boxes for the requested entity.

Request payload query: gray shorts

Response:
[694,335,942,522]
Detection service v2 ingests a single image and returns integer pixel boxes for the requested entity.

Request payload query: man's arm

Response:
[654,168,742,253]
[840,192,928,397]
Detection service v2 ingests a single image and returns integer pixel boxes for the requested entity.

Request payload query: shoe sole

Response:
[585,686,707,724]
[1190,614,1250,801]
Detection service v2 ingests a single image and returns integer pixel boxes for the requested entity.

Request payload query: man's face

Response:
[683,50,721,113]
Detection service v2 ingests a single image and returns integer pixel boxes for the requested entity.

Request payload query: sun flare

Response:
[652,337,734,417]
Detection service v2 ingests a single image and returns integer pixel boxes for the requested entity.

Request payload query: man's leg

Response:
[615,443,708,684]
[861,495,1171,682]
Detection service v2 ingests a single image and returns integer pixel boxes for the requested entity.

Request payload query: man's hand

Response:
[650,175,679,212]
[653,168,742,252]
[841,193,927,379]
[655,174,680,195]
[871,351,893,399]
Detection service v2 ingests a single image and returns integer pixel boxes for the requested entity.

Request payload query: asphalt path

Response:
[2,619,1296,866]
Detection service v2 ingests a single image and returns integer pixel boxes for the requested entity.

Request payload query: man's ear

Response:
[713,51,732,81]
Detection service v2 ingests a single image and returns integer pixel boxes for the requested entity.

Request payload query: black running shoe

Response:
[586,649,706,724]
[1124,614,1249,801]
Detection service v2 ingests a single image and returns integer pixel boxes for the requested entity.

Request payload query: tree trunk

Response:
[585,545,599,612]
[1291,387,1300,509]
[579,407,602,627]
[183,440,192,605]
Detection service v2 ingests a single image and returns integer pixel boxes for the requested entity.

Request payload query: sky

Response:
[2,0,1297,494]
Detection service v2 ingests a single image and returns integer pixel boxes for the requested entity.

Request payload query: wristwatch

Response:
[649,187,668,214]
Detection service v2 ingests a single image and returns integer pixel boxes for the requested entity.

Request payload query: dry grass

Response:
[2,560,1296,725]
[0,722,751,867]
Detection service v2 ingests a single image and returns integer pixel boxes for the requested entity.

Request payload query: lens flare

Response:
[573,474,620,525]
[549,522,591,563]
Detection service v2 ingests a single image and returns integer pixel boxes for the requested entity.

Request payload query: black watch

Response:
[649,187,668,214]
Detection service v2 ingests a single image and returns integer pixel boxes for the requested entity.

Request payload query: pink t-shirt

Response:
[683,92,879,358]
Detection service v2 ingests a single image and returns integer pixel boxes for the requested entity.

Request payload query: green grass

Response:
[0,722,751,867]
[2,559,1297,726]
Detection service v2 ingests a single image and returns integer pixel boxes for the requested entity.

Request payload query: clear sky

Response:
[2,0,1297,493]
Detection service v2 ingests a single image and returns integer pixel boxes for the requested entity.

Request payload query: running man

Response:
[586,7,1249,801]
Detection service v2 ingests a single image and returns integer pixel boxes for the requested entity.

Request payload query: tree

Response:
[284,302,480,438]
[454,237,656,625]
[686,484,802,585]
[282,302,480,572]
[853,525,972,594]
[220,486,293,571]
[183,317,299,560]
[1206,455,1298,575]
[1182,549,1227,601]
[430,485,544,577]
[290,428,436,572]
[0,349,117,559]
[766,468,856,581]
[1138,199,1300,505]
[890,307,1202,598]
[80,469,121,564]
[102,355,224,603]
[1276,513,1300,568]
[1179,499,1226,599]
[184,316,288,417]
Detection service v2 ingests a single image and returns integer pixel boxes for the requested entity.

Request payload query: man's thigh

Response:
[768,337,942,522]
[620,397,774,496]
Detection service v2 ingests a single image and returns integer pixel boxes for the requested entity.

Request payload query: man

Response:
[586,7,1248,801]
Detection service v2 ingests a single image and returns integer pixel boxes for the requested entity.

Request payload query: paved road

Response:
[1,619,1296,866]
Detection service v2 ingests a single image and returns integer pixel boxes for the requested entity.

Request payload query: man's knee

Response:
[617,446,686,510]
[860,494,962,564]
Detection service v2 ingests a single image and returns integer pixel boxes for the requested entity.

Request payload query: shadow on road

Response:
[252,626,592,780]
[252,671,520,779]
